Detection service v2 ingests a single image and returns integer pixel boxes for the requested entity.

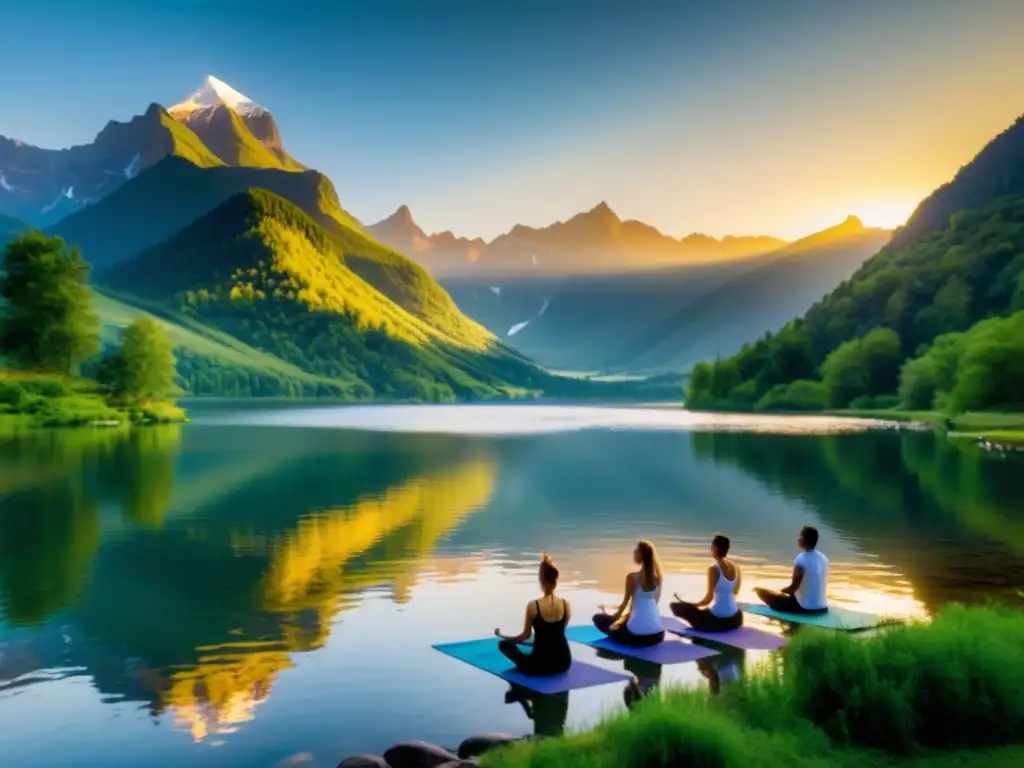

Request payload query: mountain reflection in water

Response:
[0,405,1022,767]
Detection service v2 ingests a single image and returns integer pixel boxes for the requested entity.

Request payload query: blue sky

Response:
[3,0,1024,240]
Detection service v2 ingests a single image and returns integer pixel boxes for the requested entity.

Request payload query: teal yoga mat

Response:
[738,602,896,631]
[433,638,632,694]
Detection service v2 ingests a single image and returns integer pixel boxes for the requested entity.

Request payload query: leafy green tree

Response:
[101,318,178,402]
[0,232,99,374]
[685,361,713,405]
[949,312,1024,412]
[898,333,965,410]
[821,338,868,407]
[860,328,903,396]
[122,318,178,401]
[821,328,902,408]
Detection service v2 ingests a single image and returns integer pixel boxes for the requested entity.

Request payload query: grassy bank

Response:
[483,605,1024,768]
[834,409,1024,447]
[0,372,185,432]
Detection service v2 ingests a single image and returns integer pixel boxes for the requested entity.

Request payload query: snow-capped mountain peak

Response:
[169,75,267,117]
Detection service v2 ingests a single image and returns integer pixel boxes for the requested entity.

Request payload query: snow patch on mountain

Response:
[0,171,17,193]
[124,152,141,180]
[170,75,267,116]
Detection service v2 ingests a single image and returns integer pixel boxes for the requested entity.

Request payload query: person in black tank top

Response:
[495,553,572,676]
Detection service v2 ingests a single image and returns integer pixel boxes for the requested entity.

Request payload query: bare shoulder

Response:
[526,600,539,615]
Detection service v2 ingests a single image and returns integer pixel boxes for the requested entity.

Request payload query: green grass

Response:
[834,409,1024,445]
[95,290,340,385]
[0,371,184,429]
[483,605,1024,768]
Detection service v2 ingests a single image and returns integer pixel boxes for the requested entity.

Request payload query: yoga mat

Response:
[738,602,892,631]
[432,638,632,695]
[564,625,719,664]
[661,616,788,651]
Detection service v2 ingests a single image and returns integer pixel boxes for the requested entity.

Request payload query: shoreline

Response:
[336,605,1024,768]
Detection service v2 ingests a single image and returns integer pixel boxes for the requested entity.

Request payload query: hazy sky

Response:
[3,0,1023,240]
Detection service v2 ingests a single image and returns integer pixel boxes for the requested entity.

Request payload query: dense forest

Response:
[686,193,1024,414]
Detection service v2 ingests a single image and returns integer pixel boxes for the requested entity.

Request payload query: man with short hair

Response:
[755,525,829,614]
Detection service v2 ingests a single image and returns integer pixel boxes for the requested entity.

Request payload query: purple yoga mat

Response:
[661,616,788,651]
[564,625,720,664]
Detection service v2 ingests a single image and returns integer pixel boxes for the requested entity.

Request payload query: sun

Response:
[856,198,920,230]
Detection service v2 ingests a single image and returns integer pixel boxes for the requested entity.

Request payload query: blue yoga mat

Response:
[432,638,632,695]
[564,625,719,664]
[738,602,893,631]
[661,616,788,651]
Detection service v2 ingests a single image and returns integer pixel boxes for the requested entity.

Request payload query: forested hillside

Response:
[686,193,1024,413]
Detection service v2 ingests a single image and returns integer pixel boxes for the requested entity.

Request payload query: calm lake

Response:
[1,403,1022,767]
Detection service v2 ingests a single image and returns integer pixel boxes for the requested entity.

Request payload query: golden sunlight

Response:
[856,197,921,230]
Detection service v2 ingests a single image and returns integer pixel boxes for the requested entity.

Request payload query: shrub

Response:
[756,379,828,412]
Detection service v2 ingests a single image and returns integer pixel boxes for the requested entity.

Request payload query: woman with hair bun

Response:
[495,553,572,676]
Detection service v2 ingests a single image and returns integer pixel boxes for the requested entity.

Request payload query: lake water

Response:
[1,403,1023,767]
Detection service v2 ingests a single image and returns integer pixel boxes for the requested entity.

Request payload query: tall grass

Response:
[483,605,1024,768]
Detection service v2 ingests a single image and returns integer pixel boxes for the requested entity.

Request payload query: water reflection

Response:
[691,430,1024,608]
[0,406,1022,767]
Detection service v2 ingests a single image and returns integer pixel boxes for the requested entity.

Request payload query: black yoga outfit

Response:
[498,599,572,676]
[670,600,743,632]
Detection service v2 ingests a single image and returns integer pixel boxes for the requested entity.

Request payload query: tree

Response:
[821,338,868,407]
[102,318,178,402]
[859,328,903,396]
[0,232,99,374]
[949,312,1024,413]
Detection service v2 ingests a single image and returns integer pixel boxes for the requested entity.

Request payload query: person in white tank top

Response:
[592,540,666,647]
[670,534,743,632]
[754,525,830,615]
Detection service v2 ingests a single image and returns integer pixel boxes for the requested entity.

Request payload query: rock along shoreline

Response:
[337,731,523,768]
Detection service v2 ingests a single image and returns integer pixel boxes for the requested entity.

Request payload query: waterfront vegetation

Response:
[1,233,185,430]
[483,604,1024,768]
[684,196,1024,447]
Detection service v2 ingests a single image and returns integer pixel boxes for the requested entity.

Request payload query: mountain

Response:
[0,104,222,225]
[684,110,1024,411]
[366,205,486,274]
[368,202,786,276]
[168,76,304,172]
[603,216,893,373]
[0,76,303,226]
[49,155,360,270]
[443,218,888,373]
[98,189,536,400]
[1,213,27,245]
[894,114,1024,247]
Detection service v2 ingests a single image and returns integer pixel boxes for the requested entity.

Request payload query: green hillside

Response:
[94,290,356,398]
[49,156,360,271]
[98,190,538,401]
[685,192,1024,412]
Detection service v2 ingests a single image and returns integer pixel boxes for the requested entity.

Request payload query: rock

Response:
[457,733,517,760]
[383,740,460,768]
[337,756,388,768]
[438,762,479,767]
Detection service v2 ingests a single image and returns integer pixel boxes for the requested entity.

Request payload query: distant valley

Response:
[442,216,891,373]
